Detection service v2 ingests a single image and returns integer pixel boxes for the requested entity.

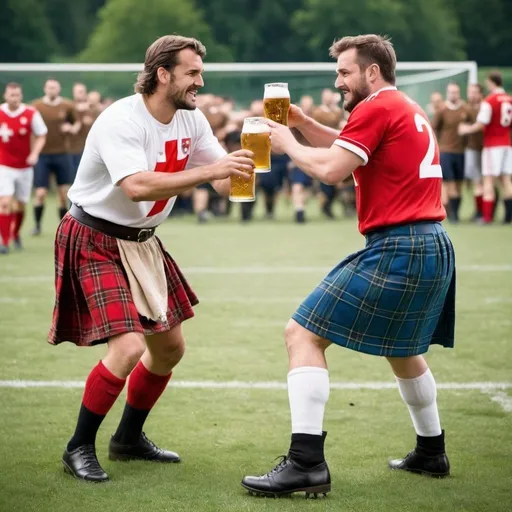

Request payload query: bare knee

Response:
[284,320,330,368]
[145,329,186,371]
[106,333,146,378]
[0,197,11,214]
[156,336,186,366]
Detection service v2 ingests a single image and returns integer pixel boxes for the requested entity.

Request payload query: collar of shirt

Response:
[42,96,63,106]
[364,85,398,102]
[0,103,27,117]
[445,100,463,110]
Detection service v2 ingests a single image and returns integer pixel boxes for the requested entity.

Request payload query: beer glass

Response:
[263,83,291,126]
[241,117,271,173]
[229,126,257,202]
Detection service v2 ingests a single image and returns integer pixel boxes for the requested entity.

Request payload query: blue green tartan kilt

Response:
[292,222,456,357]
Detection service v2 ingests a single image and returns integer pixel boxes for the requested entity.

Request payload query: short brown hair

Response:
[329,34,396,85]
[5,82,21,91]
[487,71,503,87]
[469,83,484,94]
[134,35,206,95]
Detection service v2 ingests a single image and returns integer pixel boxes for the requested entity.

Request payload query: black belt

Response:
[69,204,156,242]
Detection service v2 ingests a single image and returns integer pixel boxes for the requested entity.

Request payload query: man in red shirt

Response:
[459,71,512,224]
[0,83,47,253]
[242,34,456,498]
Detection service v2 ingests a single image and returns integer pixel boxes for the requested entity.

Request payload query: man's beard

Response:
[342,76,371,113]
[166,84,198,111]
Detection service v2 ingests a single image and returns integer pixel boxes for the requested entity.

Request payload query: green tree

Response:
[292,0,465,62]
[449,0,512,66]
[196,0,311,62]
[43,0,107,58]
[0,0,57,62]
[79,0,232,62]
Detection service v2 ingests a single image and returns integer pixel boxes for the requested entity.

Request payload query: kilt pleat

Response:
[48,215,198,346]
[292,222,456,357]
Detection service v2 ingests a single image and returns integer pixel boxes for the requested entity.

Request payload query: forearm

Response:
[211,177,230,197]
[122,165,214,201]
[30,136,46,157]
[466,121,485,134]
[285,140,334,183]
[296,116,340,148]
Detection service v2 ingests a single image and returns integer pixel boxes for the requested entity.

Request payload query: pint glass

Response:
[241,117,271,173]
[263,82,290,126]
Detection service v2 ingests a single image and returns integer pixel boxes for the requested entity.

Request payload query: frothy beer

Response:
[241,117,271,173]
[263,83,290,126]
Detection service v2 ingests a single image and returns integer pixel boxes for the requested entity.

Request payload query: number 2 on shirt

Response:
[414,113,443,179]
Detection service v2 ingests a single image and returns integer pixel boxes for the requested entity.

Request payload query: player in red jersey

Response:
[243,35,456,498]
[0,83,47,253]
[459,71,512,224]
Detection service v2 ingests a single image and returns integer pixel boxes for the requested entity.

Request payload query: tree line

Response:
[2,0,511,65]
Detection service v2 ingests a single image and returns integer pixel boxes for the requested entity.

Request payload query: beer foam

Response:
[264,83,290,99]
[243,118,271,133]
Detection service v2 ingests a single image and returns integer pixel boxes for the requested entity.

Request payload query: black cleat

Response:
[31,226,41,236]
[388,449,450,478]
[108,432,181,463]
[242,456,331,498]
[13,237,22,250]
[0,244,8,255]
[62,444,109,482]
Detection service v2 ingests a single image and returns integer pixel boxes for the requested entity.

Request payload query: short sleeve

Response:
[187,110,226,168]
[476,101,492,125]
[333,101,390,165]
[31,111,48,136]
[95,119,149,185]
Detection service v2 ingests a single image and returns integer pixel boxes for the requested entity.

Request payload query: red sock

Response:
[482,199,494,224]
[475,195,483,216]
[82,361,126,416]
[0,213,12,246]
[127,361,172,411]
[11,211,24,240]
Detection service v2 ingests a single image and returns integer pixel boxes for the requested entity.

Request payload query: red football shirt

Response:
[0,104,47,169]
[334,87,445,234]
[476,89,512,147]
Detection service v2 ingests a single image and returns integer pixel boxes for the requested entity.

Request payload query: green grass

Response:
[0,194,511,512]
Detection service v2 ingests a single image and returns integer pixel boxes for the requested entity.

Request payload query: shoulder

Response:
[62,98,75,109]
[31,98,43,108]
[24,105,37,115]
[177,108,211,132]
[93,96,146,139]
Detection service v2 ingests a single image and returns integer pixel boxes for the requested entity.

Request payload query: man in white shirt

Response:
[50,35,254,483]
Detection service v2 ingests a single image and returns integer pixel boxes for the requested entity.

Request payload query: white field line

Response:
[0,264,512,283]
[482,390,512,412]
[484,298,512,304]
[0,380,510,391]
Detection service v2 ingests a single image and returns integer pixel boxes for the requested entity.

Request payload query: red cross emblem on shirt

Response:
[146,139,190,217]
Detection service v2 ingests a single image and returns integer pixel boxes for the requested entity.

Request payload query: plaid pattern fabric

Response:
[292,222,455,357]
[48,215,198,347]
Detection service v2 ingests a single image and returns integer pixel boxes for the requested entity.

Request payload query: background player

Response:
[459,71,512,224]
[0,83,47,253]
[32,79,79,235]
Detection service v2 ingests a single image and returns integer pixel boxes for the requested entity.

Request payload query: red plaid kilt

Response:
[48,214,199,346]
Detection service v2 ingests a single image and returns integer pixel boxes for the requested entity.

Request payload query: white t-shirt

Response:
[68,93,226,228]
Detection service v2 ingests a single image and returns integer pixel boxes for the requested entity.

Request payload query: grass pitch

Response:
[0,195,511,512]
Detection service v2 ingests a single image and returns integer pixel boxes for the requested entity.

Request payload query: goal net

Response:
[0,61,477,112]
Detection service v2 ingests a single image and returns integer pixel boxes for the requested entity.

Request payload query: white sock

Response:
[288,366,329,435]
[395,368,442,437]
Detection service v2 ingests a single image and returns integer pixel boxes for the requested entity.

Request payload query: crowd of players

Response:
[426,71,512,224]
[0,70,510,255]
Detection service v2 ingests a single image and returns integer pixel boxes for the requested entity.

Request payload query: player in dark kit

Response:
[242,34,455,498]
